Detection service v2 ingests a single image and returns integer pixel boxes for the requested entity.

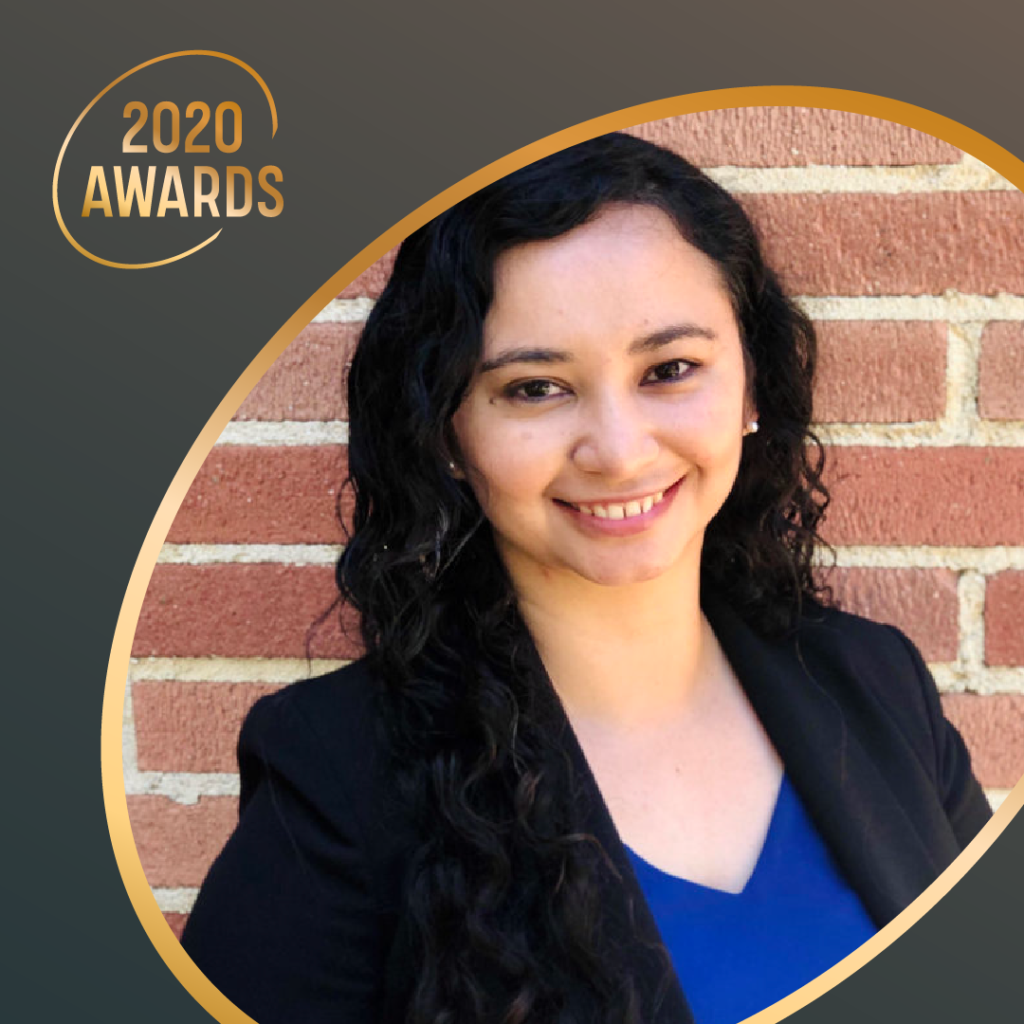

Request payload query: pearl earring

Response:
[745,420,759,436]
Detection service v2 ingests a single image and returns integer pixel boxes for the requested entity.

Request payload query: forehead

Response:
[484,204,736,350]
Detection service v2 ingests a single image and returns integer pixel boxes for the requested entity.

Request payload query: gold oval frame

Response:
[52,50,278,270]
[101,85,1024,1024]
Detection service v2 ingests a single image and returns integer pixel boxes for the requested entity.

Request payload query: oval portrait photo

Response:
[117,103,1024,1024]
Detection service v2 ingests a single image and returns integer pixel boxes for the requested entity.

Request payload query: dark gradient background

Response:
[5,2,1022,1022]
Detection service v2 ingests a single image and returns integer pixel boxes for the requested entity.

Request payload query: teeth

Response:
[571,489,668,520]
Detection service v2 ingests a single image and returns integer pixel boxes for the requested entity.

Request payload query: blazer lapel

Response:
[522,592,947,1022]
[526,643,695,1023]
[557,711,695,1023]
[701,592,946,927]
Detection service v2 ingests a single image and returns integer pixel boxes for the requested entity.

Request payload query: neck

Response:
[512,555,712,730]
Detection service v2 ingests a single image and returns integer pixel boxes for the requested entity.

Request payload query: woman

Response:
[181,132,991,1024]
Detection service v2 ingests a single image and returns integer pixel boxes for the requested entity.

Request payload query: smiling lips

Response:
[558,478,683,526]
[567,489,667,520]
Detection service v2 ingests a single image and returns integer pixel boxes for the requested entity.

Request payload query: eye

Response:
[503,378,569,402]
[642,358,697,384]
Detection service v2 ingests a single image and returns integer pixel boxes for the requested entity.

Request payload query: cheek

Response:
[665,389,744,463]
[462,428,554,509]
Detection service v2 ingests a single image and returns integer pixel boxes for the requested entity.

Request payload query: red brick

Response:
[814,321,947,423]
[986,571,1024,666]
[235,323,362,422]
[128,795,238,888]
[743,193,1024,296]
[978,323,1024,421]
[164,913,188,940]
[822,447,1024,546]
[337,246,398,299]
[941,694,1024,789]
[625,110,962,167]
[167,446,350,545]
[824,567,958,662]
[132,565,362,659]
[134,681,282,773]
[338,193,1024,302]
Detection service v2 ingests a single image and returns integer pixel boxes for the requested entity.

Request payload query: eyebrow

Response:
[478,323,718,374]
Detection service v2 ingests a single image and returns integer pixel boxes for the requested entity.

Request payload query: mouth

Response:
[555,479,682,521]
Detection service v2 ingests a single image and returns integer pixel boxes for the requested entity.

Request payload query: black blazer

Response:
[181,595,991,1024]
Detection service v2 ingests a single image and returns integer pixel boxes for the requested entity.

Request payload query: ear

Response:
[442,425,467,480]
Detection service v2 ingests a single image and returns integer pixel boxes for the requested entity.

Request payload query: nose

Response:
[570,390,660,479]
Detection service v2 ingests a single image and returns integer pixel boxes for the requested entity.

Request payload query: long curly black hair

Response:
[336,132,831,1023]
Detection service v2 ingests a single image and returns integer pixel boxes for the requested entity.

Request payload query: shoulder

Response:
[792,598,937,715]
[708,590,944,772]
[243,657,385,756]
[793,598,991,847]
[237,657,400,851]
[793,599,931,684]
[782,599,958,782]
[712,593,991,832]
[709,589,933,703]
[183,658,407,1021]
[790,598,937,700]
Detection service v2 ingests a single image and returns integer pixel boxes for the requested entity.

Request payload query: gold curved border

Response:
[101,85,1024,1024]
[53,50,277,270]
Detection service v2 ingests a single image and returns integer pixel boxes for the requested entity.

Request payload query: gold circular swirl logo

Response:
[53,50,281,269]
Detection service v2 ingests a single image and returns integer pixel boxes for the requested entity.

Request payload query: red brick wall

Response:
[124,108,1024,933]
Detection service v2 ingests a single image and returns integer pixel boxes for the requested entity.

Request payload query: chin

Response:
[575,556,678,588]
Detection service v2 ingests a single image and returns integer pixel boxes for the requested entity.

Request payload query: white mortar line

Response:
[153,887,201,914]
[708,155,1019,193]
[797,294,1024,322]
[125,653,1022,694]
[157,543,343,565]
[957,571,988,671]
[308,294,1024,331]
[125,770,241,804]
[944,322,982,442]
[214,417,1024,449]
[313,298,374,323]
[216,421,349,446]
[122,675,138,782]
[969,420,1024,445]
[133,773,1023,820]
[151,543,1024,576]
[128,657,348,683]
[985,789,1012,811]
[134,782,1021,820]
[820,547,1024,571]
[158,544,1024,571]
[132,774,1019,815]
[924,665,1023,694]
[132,778,1023,817]
[815,422,1024,446]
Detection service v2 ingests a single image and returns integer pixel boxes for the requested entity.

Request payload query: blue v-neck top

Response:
[625,775,877,1024]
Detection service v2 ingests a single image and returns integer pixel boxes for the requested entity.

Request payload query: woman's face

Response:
[450,203,753,593]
